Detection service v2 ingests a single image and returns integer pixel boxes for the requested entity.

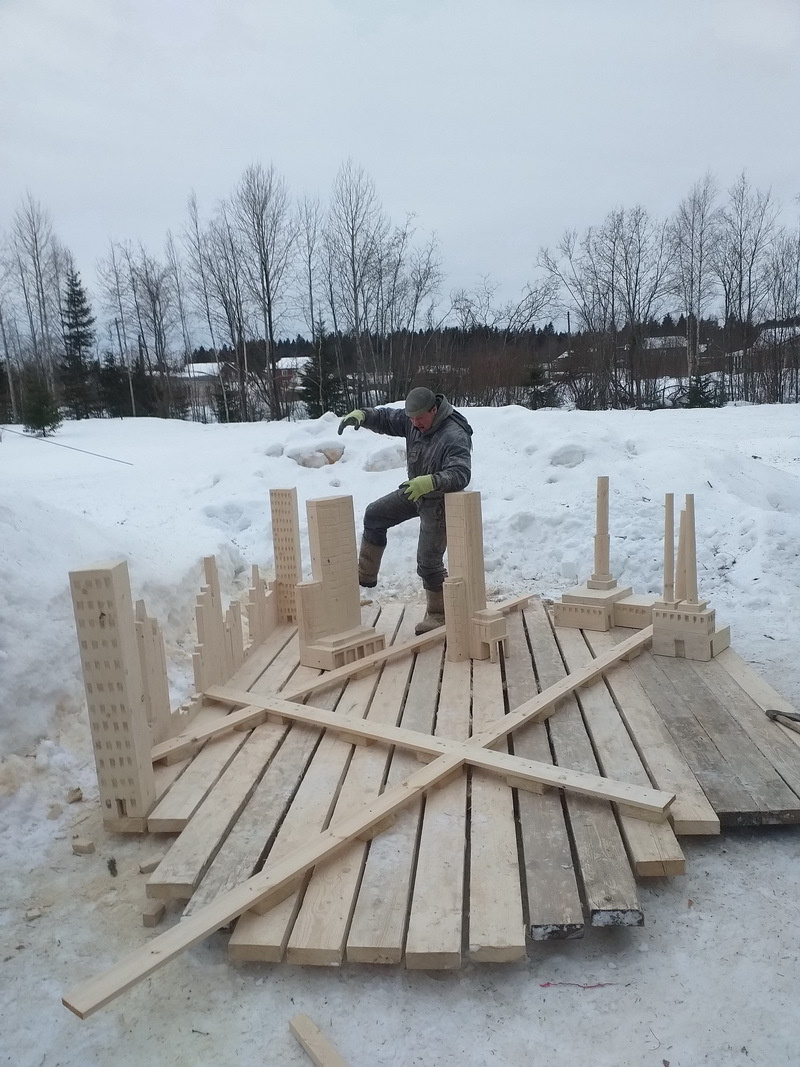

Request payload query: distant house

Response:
[176,362,225,405]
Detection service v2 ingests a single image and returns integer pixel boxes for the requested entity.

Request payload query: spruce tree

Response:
[21,368,62,436]
[59,269,97,419]
[298,324,346,418]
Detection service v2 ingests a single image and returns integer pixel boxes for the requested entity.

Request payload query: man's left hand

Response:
[401,475,435,502]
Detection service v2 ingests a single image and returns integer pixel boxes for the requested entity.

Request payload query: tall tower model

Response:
[69,560,155,831]
[270,487,302,624]
[651,493,730,660]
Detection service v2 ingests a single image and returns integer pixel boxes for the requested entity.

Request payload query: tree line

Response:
[1,165,799,433]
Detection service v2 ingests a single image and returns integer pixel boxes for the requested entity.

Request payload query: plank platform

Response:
[141,598,800,968]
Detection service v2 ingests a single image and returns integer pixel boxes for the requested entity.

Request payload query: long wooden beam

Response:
[205,683,674,821]
[150,626,446,763]
[63,623,654,1018]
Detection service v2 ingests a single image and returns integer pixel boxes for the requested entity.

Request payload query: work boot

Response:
[415,588,445,635]
[358,539,385,588]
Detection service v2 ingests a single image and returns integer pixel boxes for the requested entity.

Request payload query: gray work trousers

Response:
[362,489,447,591]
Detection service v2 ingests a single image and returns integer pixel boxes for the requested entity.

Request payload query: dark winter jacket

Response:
[362,394,473,496]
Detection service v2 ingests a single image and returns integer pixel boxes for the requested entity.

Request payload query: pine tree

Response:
[59,269,97,419]
[21,368,62,436]
[686,372,725,408]
[297,324,346,418]
[99,353,131,418]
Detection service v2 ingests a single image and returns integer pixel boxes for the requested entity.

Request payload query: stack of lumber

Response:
[63,597,800,1019]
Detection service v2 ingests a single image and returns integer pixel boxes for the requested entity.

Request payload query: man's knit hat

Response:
[404,387,437,417]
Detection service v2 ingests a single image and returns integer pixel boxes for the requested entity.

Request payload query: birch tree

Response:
[669,174,720,379]
[234,163,298,418]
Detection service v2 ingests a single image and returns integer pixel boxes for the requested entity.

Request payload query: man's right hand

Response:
[338,410,365,435]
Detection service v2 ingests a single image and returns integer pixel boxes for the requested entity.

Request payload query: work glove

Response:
[401,474,435,502]
[338,409,365,435]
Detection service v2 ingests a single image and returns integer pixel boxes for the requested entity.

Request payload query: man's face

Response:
[409,406,437,433]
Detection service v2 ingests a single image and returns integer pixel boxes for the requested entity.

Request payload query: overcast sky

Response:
[1,0,798,331]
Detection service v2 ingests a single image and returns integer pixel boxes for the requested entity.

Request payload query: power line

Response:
[0,425,134,466]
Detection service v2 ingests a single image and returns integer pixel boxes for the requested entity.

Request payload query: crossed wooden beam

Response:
[64,623,666,1019]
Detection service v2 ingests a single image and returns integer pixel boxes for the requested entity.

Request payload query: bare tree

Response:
[203,202,251,420]
[182,193,230,421]
[611,205,673,404]
[234,163,298,419]
[762,222,800,401]
[295,194,323,344]
[10,193,63,387]
[669,174,720,380]
[713,172,778,399]
[539,227,623,407]
[324,160,388,406]
[96,240,136,416]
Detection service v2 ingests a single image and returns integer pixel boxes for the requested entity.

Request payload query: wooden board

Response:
[586,628,720,835]
[528,601,643,927]
[345,636,444,964]
[404,655,470,969]
[502,609,584,940]
[468,655,526,961]
[554,625,685,877]
[630,649,800,825]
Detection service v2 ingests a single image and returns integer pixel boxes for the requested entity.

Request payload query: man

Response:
[338,386,473,635]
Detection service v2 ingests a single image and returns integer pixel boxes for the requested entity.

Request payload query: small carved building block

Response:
[652,603,731,661]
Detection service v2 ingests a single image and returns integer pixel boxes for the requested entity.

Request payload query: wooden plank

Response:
[221,622,297,693]
[280,626,446,702]
[182,721,318,916]
[471,623,654,748]
[554,625,685,877]
[183,629,341,914]
[655,655,800,825]
[715,647,800,752]
[528,602,642,927]
[147,726,249,833]
[194,602,385,920]
[227,732,354,959]
[701,657,800,798]
[289,1014,350,1067]
[503,609,584,940]
[228,607,399,961]
[151,703,232,800]
[627,650,760,815]
[206,686,674,819]
[468,655,526,962]
[286,608,416,964]
[146,723,282,899]
[587,628,719,835]
[405,655,471,970]
[345,639,444,964]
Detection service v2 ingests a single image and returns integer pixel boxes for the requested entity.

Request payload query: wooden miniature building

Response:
[69,560,156,832]
[269,488,302,624]
[651,494,730,661]
[554,476,654,631]
[444,491,507,661]
[297,495,386,670]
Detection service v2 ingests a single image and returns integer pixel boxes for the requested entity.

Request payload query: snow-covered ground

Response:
[1,403,799,1066]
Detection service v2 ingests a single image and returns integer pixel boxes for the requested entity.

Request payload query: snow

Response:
[1,404,799,1066]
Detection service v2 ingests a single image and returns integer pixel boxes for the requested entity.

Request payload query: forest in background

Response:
[1,163,799,434]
